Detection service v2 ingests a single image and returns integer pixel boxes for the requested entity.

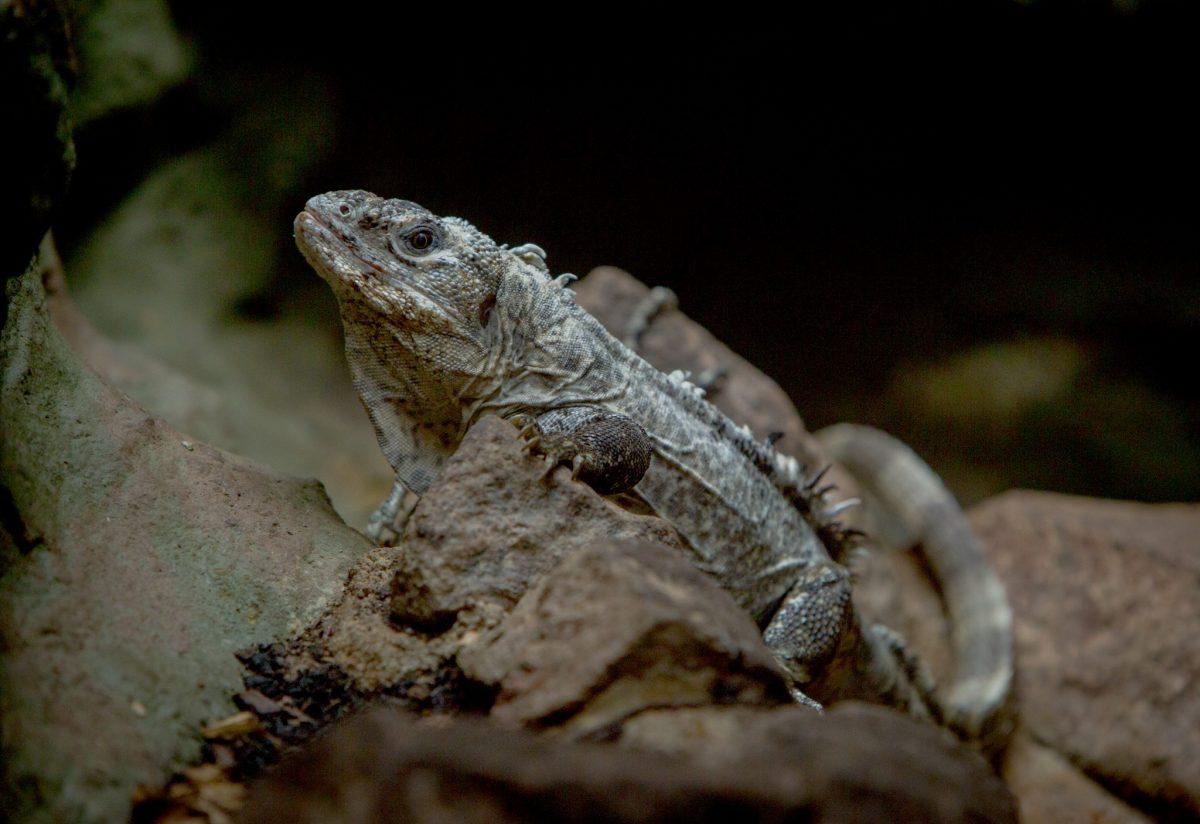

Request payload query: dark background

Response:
[56,2,1200,502]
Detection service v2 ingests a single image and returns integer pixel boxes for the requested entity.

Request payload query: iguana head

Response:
[294,190,558,491]
[294,190,511,345]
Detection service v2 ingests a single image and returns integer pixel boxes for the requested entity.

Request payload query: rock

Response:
[1003,730,1152,824]
[279,540,445,696]
[857,491,1200,819]
[70,0,191,124]
[851,544,956,688]
[64,77,389,528]
[272,414,682,698]
[458,540,791,733]
[0,254,370,820]
[973,491,1200,820]
[240,706,1017,824]
[883,336,1200,504]
[619,702,1016,820]
[392,417,683,637]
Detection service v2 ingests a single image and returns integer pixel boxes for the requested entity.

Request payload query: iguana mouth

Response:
[294,210,390,289]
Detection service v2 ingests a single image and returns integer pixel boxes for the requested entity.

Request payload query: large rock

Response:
[272,414,682,699]
[1003,730,1152,824]
[241,706,1017,824]
[70,0,191,124]
[882,336,1200,504]
[618,702,1016,819]
[64,75,389,528]
[458,541,791,732]
[974,491,1200,819]
[391,416,683,637]
[856,490,1200,820]
[0,252,370,820]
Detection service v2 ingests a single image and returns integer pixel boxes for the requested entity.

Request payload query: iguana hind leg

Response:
[515,406,653,496]
[763,561,938,722]
[763,564,853,684]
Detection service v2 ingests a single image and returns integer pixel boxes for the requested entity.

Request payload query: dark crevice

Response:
[0,483,42,558]
[1077,761,1197,823]
[1029,730,1197,823]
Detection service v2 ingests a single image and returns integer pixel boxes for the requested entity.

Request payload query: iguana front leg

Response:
[763,562,938,721]
[515,406,654,496]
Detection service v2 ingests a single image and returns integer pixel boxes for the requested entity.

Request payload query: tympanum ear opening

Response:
[478,293,497,326]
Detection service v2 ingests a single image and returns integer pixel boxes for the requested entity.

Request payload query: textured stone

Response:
[63,77,386,528]
[846,490,1200,820]
[71,0,191,124]
[882,336,1200,505]
[0,256,369,821]
[392,416,683,636]
[619,702,1016,819]
[973,491,1200,819]
[458,541,791,733]
[241,706,1017,824]
[1003,730,1152,824]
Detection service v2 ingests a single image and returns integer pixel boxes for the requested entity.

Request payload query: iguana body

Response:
[294,191,1013,744]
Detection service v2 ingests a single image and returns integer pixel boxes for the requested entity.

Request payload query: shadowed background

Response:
[53,2,1200,513]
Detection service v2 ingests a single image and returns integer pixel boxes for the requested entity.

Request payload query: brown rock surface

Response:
[458,541,791,732]
[391,415,683,636]
[283,415,683,696]
[0,249,369,820]
[974,491,1200,819]
[856,490,1200,820]
[241,706,1017,824]
[1003,730,1152,824]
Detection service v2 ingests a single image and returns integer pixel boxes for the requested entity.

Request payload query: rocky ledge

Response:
[2,259,1196,823]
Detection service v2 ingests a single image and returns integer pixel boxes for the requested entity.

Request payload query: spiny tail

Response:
[814,423,1014,746]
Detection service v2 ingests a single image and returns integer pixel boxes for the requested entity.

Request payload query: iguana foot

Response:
[513,406,653,496]
[789,686,825,712]
[365,477,415,547]
[870,622,940,722]
[762,561,937,722]
[763,563,854,684]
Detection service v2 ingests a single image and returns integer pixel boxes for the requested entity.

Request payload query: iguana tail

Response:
[814,423,1014,745]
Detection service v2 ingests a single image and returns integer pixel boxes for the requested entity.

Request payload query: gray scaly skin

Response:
[294,191,1014,744]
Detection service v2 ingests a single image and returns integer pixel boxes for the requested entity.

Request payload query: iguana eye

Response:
[408,229,435,252]
[390,224,441,257]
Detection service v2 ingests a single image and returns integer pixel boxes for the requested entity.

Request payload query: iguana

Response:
[293,190,1014,746]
